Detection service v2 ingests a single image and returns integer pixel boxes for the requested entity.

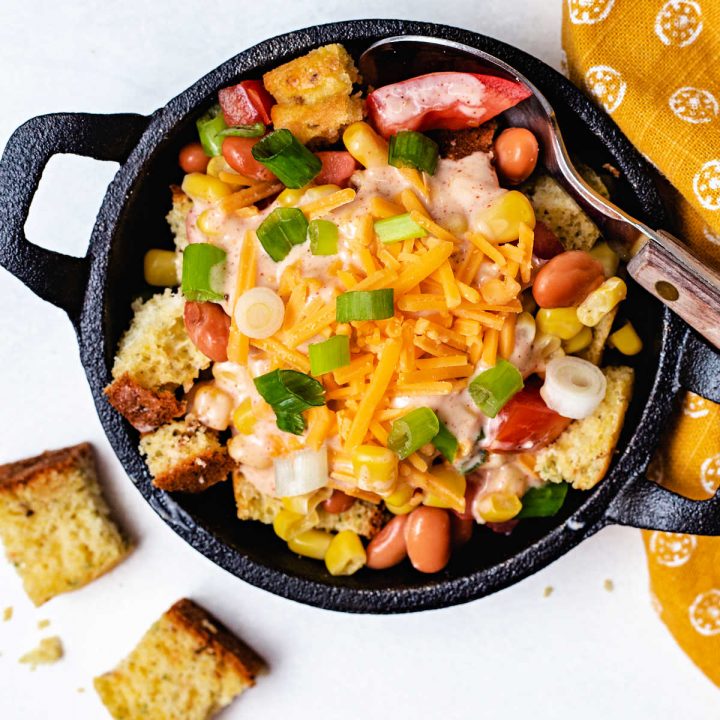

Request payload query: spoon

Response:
[359,36,720,349]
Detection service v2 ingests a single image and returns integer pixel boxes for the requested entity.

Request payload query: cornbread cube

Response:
[270,93,364,146]
[105,374,185,433]
[535,366,634,490]
[522,174,601,251]
[263,43,360,105]
[434,120,497,160]
[140,419,233,493]
[94,599,264,720]
[166,185,192,254]
[578,306,619,366]
[232,471,385,538]
[0,443,130,606]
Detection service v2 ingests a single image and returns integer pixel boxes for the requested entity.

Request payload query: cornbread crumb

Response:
[604,579,615,592]
[543,586,554,598]
[94,599,264,720]
[579,306,619,366]
[77,687,85,694]
[110,289,211,393]
[19,636,63,668]
[37,619,50,630]
[0,443,130,606]
[3,606,12,622]
[233,472,385,538]
[167,186,192,254]
[140,419,233,493]
[535,366,634,490]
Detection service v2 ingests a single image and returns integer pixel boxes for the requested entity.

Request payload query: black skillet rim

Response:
[78,20,676,613]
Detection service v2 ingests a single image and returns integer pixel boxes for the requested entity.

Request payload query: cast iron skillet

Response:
[1,20,719,614]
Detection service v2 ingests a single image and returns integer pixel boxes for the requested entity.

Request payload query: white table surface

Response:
[1,1,718,718]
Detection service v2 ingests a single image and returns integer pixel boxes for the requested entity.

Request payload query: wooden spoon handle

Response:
[628,229,720,349]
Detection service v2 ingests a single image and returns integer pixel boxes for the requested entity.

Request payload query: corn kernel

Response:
[424,466,466,512]
[277,188,306,207]
[143,249,178,287]
[343,122,389,168]
[577,277,627,327]
[481,276,521,305]
[352,445,398,496]
[288,530,333,560]
[563,325,593,354]
[384,482,417,515]
[190,384,233,431]
[609,321,643,355]
[444,213,468,235]
[232,398,256,435]
[589,241,619,278]
[476,492,522,523]
[282,488,331,515]
[303,184,341,203]
[181,172,233,202]
[196,208,223,235]
[473,190,536,242]
[536,307,583,340]
[273,509,318,542]
[325,530,367,576]
[206,155,234,178]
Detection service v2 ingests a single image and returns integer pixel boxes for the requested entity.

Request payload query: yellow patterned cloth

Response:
[562,0,720,687]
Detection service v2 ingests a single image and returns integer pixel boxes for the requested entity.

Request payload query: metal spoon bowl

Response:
[360,36,720,349]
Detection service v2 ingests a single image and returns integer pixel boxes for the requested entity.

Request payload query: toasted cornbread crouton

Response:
[166,186,192,254]
[105,374,185,433]
[0,444,130,606]
[263,44,359,105]
[140,419,233,493]
[271,94,364,146]
[433,120,497,160]
[94,599,264,720]
[522,175,601,251]
[535,366,634,490]
[578,306,619,366]
[232,472,385,538]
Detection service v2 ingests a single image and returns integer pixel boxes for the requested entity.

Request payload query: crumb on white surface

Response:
[3,606,13,621]
[543,586,554,598]
[37,619,50,630]
[604,579,614,592]
[19,636,64,669]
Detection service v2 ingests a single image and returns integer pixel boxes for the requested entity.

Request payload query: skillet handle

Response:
[606,328,720,535]
[0,112,149,322]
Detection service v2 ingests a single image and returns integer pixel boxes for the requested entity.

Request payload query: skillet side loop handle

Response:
[0,112,149,321]
[627,229,720,350]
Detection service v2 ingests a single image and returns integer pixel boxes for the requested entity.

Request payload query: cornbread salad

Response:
[105,43,639,575]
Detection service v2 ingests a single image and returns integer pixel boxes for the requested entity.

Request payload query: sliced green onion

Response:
[388,407,440,460]
[253,368,325,433]
[374,213,428,244]
[460,449,488,475]
[308,335,351,376]
[217,122,266,138]
[469,359,524,418]
[181,243,226,302]
[388,131,439,175]
[196,105,228,157]
[336,289,394,322]
[256,207,309,262]
[309,219,339,256]
[433,420,458,463]
[274,446,329,496]
[276,412,306,436]
[517,483,569,519]
[251,129,322,188]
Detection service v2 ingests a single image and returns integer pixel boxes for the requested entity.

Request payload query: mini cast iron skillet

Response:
[1,21,719,613]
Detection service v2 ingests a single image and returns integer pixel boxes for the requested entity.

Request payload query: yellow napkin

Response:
[562,0,720,686]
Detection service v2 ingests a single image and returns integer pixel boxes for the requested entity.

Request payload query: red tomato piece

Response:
[366,72,532,138]
[314,151,359,187]
[222,136,276,181]
[488,379,571,453]
[218,80,274,126]
[532,221,565,259]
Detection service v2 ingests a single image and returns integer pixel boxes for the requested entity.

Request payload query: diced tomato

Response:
[218,80,275,126]
[487,379,571,453]
[314,151,359,187]
[532,221,565,259]
[221,136,275,181]
[366,72,532,138]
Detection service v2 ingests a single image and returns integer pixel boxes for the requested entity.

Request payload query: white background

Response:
[0,1,718,718]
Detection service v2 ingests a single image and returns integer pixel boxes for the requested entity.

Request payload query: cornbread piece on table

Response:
[94,598,264,720]
[535,366,634,490]
[0,443,130,606]
[104,289,210,431]
[522,174,602,251]
[19,636,64,668]
[433,120,497,160]
[265,43,364,146]
[233,472,385,538]
[140,419,233,493]
[578,306,619,366]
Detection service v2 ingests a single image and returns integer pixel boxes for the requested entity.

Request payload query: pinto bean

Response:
[405,506,451,573]
[322,490,356,514]
[366,515,408,570]
[532,250,604,308]
[493,128,539,185]
[184,301,230,362]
